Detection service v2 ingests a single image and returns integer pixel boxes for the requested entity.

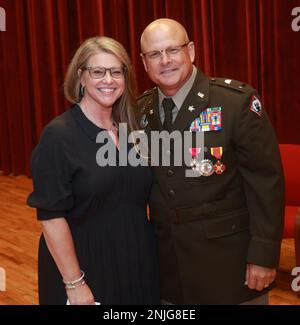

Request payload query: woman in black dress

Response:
[27,36,160,305]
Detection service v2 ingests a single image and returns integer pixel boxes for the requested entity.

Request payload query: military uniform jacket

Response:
[137,69,284,304]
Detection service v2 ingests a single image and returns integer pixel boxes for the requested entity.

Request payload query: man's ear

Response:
[140,54,148,73]
[187,42,195,63]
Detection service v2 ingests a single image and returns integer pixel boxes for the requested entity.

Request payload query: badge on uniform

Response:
[189,146,214,176]
[210,147,226,174]
[213,160,226,174]
[249,95,262,117]
[189,107,222,132]
[198,159,214,176]
[189,147,201,171]
[140,114,148,128]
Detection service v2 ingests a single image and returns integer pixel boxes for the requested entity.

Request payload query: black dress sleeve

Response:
[27,122,74,220]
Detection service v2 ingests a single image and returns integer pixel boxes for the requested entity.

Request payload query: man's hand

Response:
[245,264,276,291]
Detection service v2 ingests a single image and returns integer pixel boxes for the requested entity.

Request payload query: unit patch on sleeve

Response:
[249,95,262,117]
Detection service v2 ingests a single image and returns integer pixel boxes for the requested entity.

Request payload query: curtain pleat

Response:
[0,0,299,176]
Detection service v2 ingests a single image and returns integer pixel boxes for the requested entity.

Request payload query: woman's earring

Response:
[80,85,85,97]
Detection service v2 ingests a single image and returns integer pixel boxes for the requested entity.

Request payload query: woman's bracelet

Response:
[63,270,85,290]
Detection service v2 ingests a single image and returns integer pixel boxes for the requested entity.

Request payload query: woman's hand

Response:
[66,283,95,305]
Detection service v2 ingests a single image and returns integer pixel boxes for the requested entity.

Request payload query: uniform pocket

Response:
[202,209,249,239]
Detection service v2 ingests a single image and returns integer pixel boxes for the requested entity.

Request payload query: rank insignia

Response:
[213,160,226,174]
[249,95,262,117]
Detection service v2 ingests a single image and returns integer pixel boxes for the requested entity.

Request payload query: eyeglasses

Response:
[84,66,126,79]
[141,42,190,60]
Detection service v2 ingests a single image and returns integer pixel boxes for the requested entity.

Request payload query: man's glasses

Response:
[84,66,126,79]
[141,42,190,61]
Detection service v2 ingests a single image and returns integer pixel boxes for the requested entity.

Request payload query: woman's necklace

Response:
[107,122,118,133]
[108,122,119,149]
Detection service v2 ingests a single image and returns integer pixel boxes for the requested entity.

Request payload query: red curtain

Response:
[0,0,300,176]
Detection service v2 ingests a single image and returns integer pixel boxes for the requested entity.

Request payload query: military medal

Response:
[213,160,226,174]
[210,147,226,174]
[210,147,223,159]
[189,148,201,171]
[198,159,214,176]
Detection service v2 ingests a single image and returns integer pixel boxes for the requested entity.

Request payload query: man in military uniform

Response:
[137,18,284,304]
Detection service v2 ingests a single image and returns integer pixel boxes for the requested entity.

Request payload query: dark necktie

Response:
[162,97,175,132]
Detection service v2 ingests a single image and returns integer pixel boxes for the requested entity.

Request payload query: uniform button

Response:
[231,224,236,231]
[168,190,175,197]
[166,150,171,155]
[167,169,174,176]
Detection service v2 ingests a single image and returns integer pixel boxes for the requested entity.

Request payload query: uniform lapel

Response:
[172,70,210,132]
[143,89,162,133]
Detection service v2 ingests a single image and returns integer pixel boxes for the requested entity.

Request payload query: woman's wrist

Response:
[63,270,86,290]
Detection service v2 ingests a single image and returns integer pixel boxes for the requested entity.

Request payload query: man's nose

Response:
[160,51,171,64]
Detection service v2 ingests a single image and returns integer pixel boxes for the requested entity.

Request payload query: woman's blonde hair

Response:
[64,36,138,132]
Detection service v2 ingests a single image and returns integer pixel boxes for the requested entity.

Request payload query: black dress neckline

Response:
[71,104,107,140]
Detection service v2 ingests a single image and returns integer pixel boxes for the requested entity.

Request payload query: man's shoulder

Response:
[137,87,157,103]
[209,77,255,95]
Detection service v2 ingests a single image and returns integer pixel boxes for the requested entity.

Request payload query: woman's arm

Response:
[41,217,95,305]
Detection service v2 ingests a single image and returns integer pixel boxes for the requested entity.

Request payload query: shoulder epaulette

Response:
[210,77,253,93]
[137,87,156,100]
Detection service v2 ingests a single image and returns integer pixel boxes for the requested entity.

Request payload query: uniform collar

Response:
[172,69,209,131]
[158,65,198,110]
[144,69,210,132]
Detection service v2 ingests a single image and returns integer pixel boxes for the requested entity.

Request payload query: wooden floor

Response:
[0,174,299,305]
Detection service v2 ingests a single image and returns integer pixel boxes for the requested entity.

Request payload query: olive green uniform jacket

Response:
[137,69,285,304]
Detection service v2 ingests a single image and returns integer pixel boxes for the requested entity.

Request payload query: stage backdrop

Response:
[0,0,300,175]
